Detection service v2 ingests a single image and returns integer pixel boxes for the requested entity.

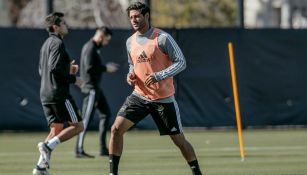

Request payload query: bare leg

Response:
[56,121,84,142]
[45,123,64,142]
[170,133,202,175]
[45,122,83,154]
[35,122,83,174]
[170,133,197,162]
[109,116,134,175]
[109,116,134,155]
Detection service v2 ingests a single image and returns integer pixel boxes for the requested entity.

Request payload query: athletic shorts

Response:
[42,98,82,126]
[117,94,183,135]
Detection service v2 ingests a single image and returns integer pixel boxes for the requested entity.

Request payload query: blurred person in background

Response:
[108,2,203,175]
[33,12,84,175]
[75,26,119,158]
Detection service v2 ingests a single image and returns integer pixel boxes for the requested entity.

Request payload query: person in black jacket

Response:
[75,26,118,158]
[33,12,84,175]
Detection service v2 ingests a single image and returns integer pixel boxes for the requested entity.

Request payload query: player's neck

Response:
[137,25,150,35]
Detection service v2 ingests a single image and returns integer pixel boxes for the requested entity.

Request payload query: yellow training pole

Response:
[228,42,245,161]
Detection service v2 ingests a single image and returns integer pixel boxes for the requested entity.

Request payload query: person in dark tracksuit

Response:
[33,12,84,175]
[75,27,119,158]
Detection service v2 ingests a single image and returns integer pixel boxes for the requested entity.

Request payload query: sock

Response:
[36,155,46,169]
[47,136,61,150]
[188,160,202,175]
[35,165,46,171]
[109,154,121,175]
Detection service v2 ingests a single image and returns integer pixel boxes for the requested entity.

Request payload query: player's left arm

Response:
[153,32,186,81]
[49,42,76,84]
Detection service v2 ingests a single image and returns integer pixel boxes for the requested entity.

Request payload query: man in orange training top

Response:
[108,2,203,175]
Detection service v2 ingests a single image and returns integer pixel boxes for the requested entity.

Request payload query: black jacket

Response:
[80,40,106,93]
[39,33,76,104]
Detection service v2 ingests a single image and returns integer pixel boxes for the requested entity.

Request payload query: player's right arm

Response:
[127,54,136,86]
[126,37,136,86]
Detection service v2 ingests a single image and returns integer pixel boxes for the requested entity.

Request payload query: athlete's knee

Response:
[75,122,84,134]
[110,124,124,137]
[110,116,133,137]
[110,125,120,136]
[171,134,188,148]
[49,123,64,136]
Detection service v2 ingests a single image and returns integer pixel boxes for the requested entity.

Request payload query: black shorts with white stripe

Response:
[117,94,183,135]
[42,98,82,126]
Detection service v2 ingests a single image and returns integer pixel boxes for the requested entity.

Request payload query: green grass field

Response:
[0,129,306,175]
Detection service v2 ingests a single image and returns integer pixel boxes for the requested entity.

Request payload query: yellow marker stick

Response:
[228,42,245,161]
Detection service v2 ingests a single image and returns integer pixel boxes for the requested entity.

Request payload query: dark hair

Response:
[45,12,64,32]
[126,1,150,16]
[97,26,112,36]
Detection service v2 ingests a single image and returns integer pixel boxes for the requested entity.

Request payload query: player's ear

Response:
[145,12,150,21]
[52,24,59,32]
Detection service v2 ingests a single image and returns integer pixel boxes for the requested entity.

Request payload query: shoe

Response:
[100,148,109,156]
[37,142,51,169]
[75,151,95,158]
[33,168,50,175]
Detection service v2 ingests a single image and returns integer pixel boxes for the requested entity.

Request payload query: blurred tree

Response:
[151,0,237,28]
[8,0,30,26]
[16,0,132,28]
[4,0,236,28]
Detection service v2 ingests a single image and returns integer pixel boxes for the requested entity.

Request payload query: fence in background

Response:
[0,28,307,130]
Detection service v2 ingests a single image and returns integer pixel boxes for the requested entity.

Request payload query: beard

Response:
[133,20,147,31]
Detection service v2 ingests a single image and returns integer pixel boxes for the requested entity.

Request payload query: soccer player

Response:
[108,2,203,175]
[33,12,84,175]
[75,26,119,158]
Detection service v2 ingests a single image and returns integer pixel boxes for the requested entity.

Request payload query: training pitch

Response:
[0,129,306,175]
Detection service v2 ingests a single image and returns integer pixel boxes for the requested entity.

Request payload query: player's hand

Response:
[144,74,158,86]
[127,72,136,86]
[74,77,83,88]
[70,60,79,74]
[106,62,119,73]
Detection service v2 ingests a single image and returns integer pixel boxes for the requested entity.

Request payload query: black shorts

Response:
[117,94,183,135]
[42,98,82,126]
